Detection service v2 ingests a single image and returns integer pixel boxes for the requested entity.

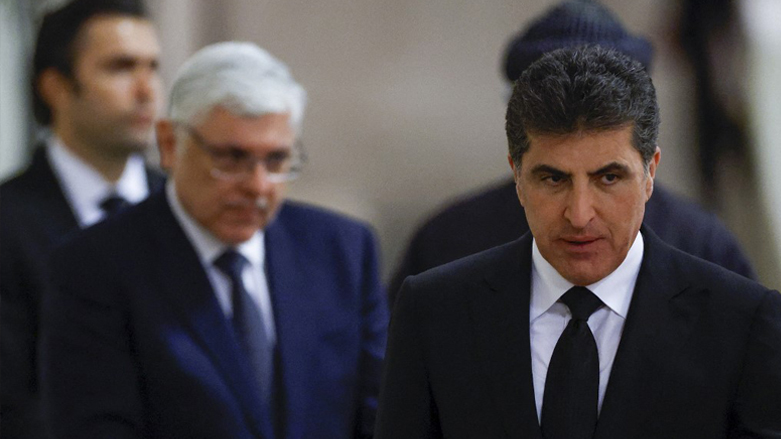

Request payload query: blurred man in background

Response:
[389,0,755,307]
[42,41,388,439]
[0,1,163,437]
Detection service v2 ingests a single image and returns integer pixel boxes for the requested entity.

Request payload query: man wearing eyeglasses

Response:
[41,42,388,439]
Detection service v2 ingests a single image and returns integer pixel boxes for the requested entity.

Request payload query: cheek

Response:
[92,77,133,105]
[515,179,529,207]
[521,194,560,236]
[271,183,287,202]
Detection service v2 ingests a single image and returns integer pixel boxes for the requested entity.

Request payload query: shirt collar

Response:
[166,180,264,269]
[530,231,644,322]
[47,136,149,226]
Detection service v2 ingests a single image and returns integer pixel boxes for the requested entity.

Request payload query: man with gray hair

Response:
[42,41,388,439]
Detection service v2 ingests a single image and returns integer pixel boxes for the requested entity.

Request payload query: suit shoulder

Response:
[409,238,525,292]
[276,200,375,234]
[1,164,39,200]
[415,180,519,234]
[660,239,769,299]
[54,194,158,250]
[646,186,751,268]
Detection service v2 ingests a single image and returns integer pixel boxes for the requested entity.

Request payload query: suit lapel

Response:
[468,234,543,439]
[264,208,317,439]
[26,147,80,237]
[27,146,165,238]
[145,193,274,439]
[144,166,166,194]
[595,227,704,437]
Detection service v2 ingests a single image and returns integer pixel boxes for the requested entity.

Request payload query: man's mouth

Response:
[561,236,601,248]
[225,198,269,214]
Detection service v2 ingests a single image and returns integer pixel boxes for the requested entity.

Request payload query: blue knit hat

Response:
[502,0,654,82]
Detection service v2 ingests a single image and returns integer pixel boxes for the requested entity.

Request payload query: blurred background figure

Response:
[41,41,388,439]
[389,0,756,307]
[0,0,163,437]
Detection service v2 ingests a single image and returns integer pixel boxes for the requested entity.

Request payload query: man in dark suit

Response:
[375,46,781,438]
[0,1,163,437]
[41,41,388,439]
[389,0,755,308]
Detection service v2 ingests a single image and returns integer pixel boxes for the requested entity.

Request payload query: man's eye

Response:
[213,148,249,166]
[543,175,565,185]
[601,174,619,184]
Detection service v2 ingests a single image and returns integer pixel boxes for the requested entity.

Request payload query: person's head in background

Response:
[33,0,162,181]
[501,0,653,97]
[156,42,307,245]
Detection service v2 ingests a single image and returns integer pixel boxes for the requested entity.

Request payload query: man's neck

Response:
[54,128,130,183]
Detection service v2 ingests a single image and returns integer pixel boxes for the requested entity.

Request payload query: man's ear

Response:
[37,69,73,117]
[646,147,661,201]
[156,120,178,171]
[508,154,526,207]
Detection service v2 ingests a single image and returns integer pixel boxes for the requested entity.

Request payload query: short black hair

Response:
[506,45,659,169]
[32,0,148,125]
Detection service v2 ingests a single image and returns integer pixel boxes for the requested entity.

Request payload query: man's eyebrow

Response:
[589,162,631,176]
[530,164,569,177]
[102,55,139,69]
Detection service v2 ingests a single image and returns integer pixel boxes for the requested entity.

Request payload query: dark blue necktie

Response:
[99,194,130,217]
[213,250,275,404]
[541,286,604,439]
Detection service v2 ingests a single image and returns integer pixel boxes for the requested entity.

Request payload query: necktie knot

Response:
[100,194,130,216]
[560,286,603,321]
[213,250,249,282]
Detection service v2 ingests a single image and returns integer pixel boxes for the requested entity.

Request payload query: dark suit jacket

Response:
[41,191,389,439]
[0,147,165,439]
[389,180,756,307]
[376,227,781,438]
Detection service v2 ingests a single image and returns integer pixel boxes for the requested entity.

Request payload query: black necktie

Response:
[541,286,604,439]
[213,250,274,404]
[99,194,130,217]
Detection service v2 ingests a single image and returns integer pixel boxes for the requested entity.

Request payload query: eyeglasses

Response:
[177,123,306,183]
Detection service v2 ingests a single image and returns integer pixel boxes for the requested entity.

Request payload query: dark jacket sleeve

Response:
[1,221,50,439]
[375,276,442,439]
[354,226,390,438]
[730,289,781,436]
[41,237,144,439]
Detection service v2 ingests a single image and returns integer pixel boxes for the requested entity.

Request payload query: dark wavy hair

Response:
[32,0,147,125]
[506,45,660,170]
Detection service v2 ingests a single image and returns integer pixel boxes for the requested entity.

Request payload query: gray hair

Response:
[167,41,307,132]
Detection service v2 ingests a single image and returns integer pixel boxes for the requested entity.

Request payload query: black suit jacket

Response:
[390,180,756,306]
[0,147,165,439]
[376,227,781,438]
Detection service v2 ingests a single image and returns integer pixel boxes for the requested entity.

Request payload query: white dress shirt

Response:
[529,231,644,422]
[166,181,277,344]
[47,136,149,227]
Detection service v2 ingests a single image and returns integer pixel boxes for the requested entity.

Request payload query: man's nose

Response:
[242,162,275,194]
[564,183,596,229]
[135,68,161,103]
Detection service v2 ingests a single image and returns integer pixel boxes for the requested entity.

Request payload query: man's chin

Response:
[116,141,152,156]
[215,227,260,245]
[553,258,616,286]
